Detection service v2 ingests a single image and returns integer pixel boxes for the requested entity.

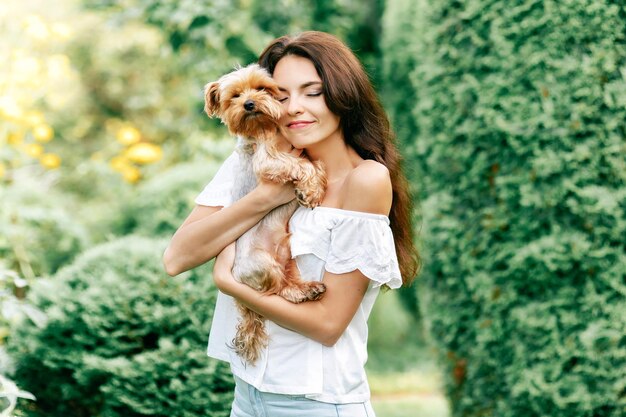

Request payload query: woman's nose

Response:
[287,96,303,115]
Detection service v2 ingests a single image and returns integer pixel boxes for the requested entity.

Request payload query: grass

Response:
[372,394,449,417]
[369,370,450,417]
[366,291,450,417]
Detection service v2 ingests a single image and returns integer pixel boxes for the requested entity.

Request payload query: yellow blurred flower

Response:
[24,15,49,40]
[33,124,54,142]
[90,151,103,161]
[47,54,71,79]
[24,143,44,157]
[7,131,24,145]
[109,155,130,172]
[116,126,141,145]
[39,153,61,169]
[124,142,162,164]
[13,56,41,79]
[0,163,5,179]
[51,23,72,40]
[24,111,45,126]
[121,165,141,183]
[0,96,22,120]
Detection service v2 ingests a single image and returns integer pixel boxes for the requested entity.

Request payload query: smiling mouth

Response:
[288,121,313,128]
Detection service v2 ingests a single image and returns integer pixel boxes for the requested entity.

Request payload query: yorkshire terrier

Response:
[204,64,327,364]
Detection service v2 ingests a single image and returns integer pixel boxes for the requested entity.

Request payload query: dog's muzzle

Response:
[244,100,255,111]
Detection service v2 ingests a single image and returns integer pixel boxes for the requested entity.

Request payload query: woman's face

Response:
[273,55,342,149]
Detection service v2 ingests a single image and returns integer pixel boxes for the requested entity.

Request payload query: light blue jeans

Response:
[230,377,376,417]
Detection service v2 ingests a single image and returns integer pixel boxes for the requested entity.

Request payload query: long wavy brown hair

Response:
[258,31,420,285]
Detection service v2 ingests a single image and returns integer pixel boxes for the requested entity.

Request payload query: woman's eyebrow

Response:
[278,81,322,92]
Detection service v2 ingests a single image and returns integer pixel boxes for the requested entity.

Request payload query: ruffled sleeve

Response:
[194,151,240,208]
[324,210,402,289]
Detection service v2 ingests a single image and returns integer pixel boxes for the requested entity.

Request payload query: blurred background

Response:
[1,0,624,416]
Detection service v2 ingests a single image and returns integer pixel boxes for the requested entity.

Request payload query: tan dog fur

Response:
[204,64,327,364]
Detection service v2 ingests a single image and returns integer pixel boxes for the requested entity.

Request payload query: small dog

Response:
[204,64,327,364]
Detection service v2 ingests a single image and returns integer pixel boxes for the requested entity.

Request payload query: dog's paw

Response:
[279,282,326,303]
[304,282,326,301]
[295,186,325,208]
[295,189,312,208]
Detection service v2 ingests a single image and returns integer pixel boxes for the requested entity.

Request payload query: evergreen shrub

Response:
[380,0,427,320]
[0,175,89,277]
[383,0,626,415]
[112,160,224,236]
[7,236,233,417]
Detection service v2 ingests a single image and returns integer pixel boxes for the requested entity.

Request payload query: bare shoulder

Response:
[341,160,393,216]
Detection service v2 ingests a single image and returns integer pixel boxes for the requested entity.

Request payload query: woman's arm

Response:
[163,180,300,276]
[213,242,370,347]
[163,140,303,276]
[212,159,394,346]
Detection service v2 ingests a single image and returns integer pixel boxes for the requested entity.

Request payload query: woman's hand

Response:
[252,141,303,209]
[213,242,239,295]
[254,180,297,208]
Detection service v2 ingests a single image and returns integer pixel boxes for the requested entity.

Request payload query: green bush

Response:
[111,158,227,237]
[380,0,423,160]
[382,0,626,415]
[0,174,89,278]
[7,236,233,417]
[367,291,427,373]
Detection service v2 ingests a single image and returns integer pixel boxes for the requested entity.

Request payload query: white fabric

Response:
[194,151,239,207]
[196,151,402,404]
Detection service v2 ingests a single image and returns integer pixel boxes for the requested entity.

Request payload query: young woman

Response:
[164,31,419,417]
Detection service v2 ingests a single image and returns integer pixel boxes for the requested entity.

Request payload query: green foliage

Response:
[82,0,384,83]
[57,15,216,174]
[111,157,228,236]
[6,236,233,417]
[380,0,427,321]
[0,173,89,278]
[82,0,272,72]
[382,0,626,415]
[380,0,424,159]
[367,291,422,373]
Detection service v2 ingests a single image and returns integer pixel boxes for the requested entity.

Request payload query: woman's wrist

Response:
[248,185,281,212]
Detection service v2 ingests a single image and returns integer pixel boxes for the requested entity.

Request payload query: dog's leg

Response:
[260,202,327,302]
[278,256,326,303]
[293,159,327,208]
[275,233,326,303]
[253,143,327,208]
[253,142,298,186]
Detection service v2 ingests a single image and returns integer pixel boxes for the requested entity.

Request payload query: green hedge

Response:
[382,0,626,415]
[0,176,89,278]
[7,236,233,417]
[111,160,224,237]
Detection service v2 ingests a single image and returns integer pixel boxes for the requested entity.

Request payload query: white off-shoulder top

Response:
[195,150,402,404]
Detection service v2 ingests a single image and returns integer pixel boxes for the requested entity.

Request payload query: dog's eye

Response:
[232,94,240,99]
[256,87,266,92]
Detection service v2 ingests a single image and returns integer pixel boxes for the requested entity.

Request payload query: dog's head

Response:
[204,64,282,140]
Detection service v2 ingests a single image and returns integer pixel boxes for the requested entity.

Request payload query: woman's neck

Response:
[305,135,363,182]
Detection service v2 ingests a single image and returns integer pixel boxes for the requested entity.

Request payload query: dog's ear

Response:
[266,84,281,100]
[204,82,221,117]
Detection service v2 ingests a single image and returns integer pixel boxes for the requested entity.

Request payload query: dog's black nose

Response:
[244,100,255,111]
